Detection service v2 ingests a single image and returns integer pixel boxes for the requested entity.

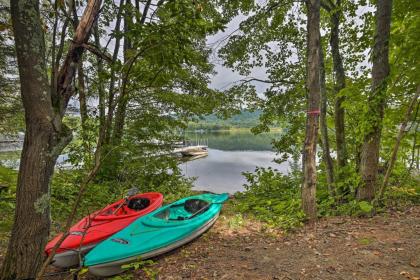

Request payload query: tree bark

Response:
[358,0,393,201]
[77,62,88,129]
[409,102,419,171]
[72,0,88,134]
[1,1,101,279]
[54,0,101,116]
[319,42,335,197]
[329,0,347,168]
[94,23,107,149]
[1,1,65,279]
[104,0,125,144]
[36,147,103,279]
[302,0,321,222]
[376,86,419,203]
[112,0,134,145]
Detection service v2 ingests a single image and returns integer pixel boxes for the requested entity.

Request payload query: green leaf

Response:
[358,201,373,213]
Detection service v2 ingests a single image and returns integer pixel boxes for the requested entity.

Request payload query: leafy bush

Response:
[332,200,374,216]
[0,166,17,233]
[50,171,121,227]
[234,167,304,230]
[384,183,420,207]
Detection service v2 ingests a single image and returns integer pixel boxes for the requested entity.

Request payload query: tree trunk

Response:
[0,1,67,279]
[319,42,335,197]
[77,62,88,129]
[376,86,419,202]
[329,0,347,168]
[1,1,101,278]
[72,0,88,135]
[104,0,125,144]
[358,0,393,201]
[302,0,321,222]
[94,23,107,149]
[112,0,134,145]
[409,103,419,171]
[111,0,151,145]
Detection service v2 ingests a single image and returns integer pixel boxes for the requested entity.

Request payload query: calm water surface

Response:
[181,131,289,193]
[0,131,289,194]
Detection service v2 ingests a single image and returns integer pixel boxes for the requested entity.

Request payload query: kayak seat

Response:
[127,198,150,211]
[154,209,170,220]
[184,199,209,214]
[153,199,210,221]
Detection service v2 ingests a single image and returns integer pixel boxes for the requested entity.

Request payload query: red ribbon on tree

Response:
[307,109,321,115]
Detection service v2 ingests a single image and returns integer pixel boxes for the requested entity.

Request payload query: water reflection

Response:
[185,130,280,151]
[181,131,288,193]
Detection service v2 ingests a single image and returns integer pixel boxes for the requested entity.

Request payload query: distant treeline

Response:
[188,110,261,130]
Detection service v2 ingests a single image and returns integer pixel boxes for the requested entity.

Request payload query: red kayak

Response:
[45,192,163,268]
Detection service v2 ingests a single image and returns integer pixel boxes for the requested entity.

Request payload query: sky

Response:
[205,15,269,94]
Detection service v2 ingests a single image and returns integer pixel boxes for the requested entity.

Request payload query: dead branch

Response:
[82,42,113,62]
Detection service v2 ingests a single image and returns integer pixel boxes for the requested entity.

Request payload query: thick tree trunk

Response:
[0,1,67,279]
[319,43,335,197]
[358,0,393,201]
[376,86,419,202]
[302,0,321,222]
[329,0,347,168]
[1,1,101,279]
[1,126,66,280]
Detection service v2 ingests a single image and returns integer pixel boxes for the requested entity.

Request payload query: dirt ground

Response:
[5,206,420,280]
[78,206,420,280]
[140,206,420,280]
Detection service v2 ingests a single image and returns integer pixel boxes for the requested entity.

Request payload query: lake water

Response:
[181,131,289,194]
[0,131,289,194]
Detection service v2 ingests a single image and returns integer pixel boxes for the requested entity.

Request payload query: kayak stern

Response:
[52,244,96,268]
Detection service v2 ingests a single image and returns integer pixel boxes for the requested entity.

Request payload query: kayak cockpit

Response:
[154,199,210,221]
[92,195,159,221]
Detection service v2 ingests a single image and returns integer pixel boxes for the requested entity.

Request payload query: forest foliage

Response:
[0,0,417,229]
[0,0,419,278]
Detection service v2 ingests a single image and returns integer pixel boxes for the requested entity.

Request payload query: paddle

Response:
[112,187,139,215]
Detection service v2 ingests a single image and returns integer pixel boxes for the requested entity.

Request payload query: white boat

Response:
[179,145,208,156]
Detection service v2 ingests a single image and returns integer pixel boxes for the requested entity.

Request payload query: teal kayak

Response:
[84,193,228,277]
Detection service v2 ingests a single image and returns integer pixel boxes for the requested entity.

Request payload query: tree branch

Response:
[82,42,112,62]
[54,0,102,117]
[239,77,297,85]
[375,85,420,205]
